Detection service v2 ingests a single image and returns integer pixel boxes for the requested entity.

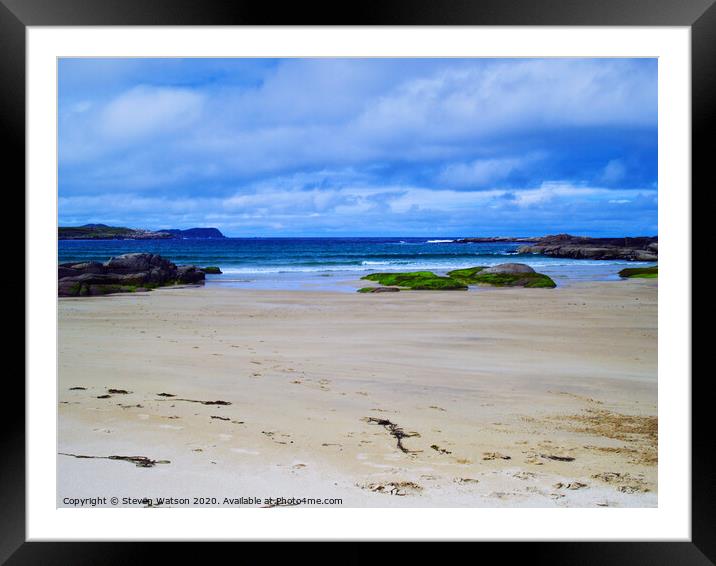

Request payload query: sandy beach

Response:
[58,279,657,507]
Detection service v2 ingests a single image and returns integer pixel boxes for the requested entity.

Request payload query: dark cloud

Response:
[58,58,657,236]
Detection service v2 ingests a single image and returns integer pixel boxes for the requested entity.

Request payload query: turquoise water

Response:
[58,237,655,291]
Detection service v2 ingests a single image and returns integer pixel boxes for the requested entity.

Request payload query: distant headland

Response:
[58,224,226,240]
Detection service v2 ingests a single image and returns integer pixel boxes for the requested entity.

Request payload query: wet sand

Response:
[58,280,657,507]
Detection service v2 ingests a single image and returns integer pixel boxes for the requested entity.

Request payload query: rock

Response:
[68,261,106,273]
[60,273,121,286]
[176,265,205,284]
[58,266,79,279]
[481,263,535,274]
[516,234,657,261]
[361,266,555,291]
[105,253,173,273]
[117,272,151,285]
[361,272,467,290]
[447,265,555,288]
[58,253,205,297]
[58,278,86,297]
[618,266,657,278]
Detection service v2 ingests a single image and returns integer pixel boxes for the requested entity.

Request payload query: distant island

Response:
[58,224,226,240]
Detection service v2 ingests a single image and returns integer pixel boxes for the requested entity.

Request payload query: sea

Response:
[58,237,657,292]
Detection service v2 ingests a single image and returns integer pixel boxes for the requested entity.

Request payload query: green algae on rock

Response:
[618,266,658,279]
[450,264,556,288]
[361,271,467,291]
[468,272,557,288]
[360,264,556,292]
[445,266,487,285]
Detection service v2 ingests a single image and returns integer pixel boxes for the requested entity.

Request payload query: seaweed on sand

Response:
[363,417,421,454]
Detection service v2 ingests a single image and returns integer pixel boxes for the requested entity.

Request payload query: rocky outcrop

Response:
[516,234,657,261]
[58,253,206,297]
[447,263,556,288]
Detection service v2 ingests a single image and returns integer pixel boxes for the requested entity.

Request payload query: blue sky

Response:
[58,58,657,237]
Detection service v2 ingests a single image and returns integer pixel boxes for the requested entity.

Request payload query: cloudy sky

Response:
[58,58,657,237]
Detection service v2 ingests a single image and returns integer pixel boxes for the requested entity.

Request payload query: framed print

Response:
[6,0,710,559]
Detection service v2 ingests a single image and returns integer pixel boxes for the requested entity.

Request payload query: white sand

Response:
[58,279,657,507]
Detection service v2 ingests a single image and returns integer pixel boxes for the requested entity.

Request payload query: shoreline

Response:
[203,260,657,293]
[58,280,657,507]
[58,237,657,295]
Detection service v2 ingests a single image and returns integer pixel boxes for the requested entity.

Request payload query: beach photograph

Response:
[57,57,658,508]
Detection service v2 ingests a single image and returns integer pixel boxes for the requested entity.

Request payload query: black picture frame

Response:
[4,0,709,561]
